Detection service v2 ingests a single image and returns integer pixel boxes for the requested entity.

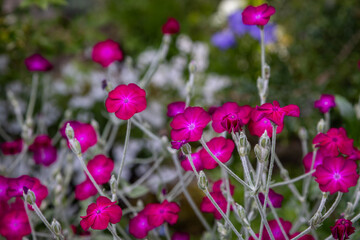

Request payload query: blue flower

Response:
[211,29,236,50]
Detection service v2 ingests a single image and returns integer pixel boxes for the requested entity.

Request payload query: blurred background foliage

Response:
[1,0,360,239]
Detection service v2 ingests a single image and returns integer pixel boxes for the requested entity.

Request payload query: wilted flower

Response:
[80,196,122,230]
[242,4,276,26]
[105,83,147,120]
[24,54,53,72]
[92,39,123,68]
[330,218,355,240]
[0,139,23,155]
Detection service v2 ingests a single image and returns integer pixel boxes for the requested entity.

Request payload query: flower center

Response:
[255,14,261,19]
[332,137,338,142]
[272,107,279,112]
[123,98,129,103]
[333,173,341,180]
[97,210,101,214]
[188,123,196,130]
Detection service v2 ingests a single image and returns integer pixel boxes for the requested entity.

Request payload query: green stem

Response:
[270,170,314,188]
[117,120,132,186]
[32,204,64,240]
[26,73,39,121]
[107,225,122,240]
[24,201,37,240]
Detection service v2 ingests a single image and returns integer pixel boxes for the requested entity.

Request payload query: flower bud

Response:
[110,175,117,194]
[65,123,74,140]
[236,203,250,227]
[264,64,271,80]
[317,119,325,133]
[69,139,82,156]
[239,132,251,156]
[254,144,270,163]
[188,61,197,74]
[216,222,230,240]
[259,130,270,148]
[257,77,264,92]
[198,171,208,191]
[23,188,36,205]
[91,119,99,133]
[51,219,62,235]
[298,127,308,141]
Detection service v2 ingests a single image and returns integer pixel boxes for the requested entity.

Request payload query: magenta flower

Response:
[167,101,186,117]
[143,200,181,228]
[0,139,23,155]
[60,120,97,153]
[75,180,97,201]
[0,204,31,240]
[313,128,354,157]
[314,156,359,194]
[28,135,57,166]
[105,83,147,120]
[172,232,190,240]
[199,137,235,170]
[24,54,53,72]
[252,100,300,126]
[80,196,122,231]
[71,225,91,236]
[200,192,229,219]
[212,179,235,196]
[181,150,204,172]
[250,218,314,240]
[171,140,188,150]
[207,106,218,116]
[0,176,8,201]
[162,18,180,35]
[314,94,336,113]
[92,39,123,68]
[348,147,360,161]
[242,4,276,26]
[87,155,114,184]
[211,102,252,133]
[330,218,355,240]
[258,189,284,208]
[129,212,154,239]
[170,107,211,142]
[302,149,326,173]
[248,116,284,137]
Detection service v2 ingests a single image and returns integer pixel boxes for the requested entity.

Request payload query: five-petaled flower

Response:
[330,218,355,240]
[200,137,235,170]
[92,39,123,68]
[80,196,122,230]
[105,83,147,120]
[314,156,359,194]
[242,4,276,26]
[170,106,211,142]
[24,54,53,72]
[314,94,336,113]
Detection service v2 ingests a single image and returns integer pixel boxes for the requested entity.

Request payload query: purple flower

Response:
[314,156,359,194]
[259,189,284,208]
[228,10,252,36]
[167,101,186,117]
[92,39,123,68]
[172,232,190,240]
[87,155,114,184]
[248,23,277,44]
[162,18,180,35]
[211,29,236,50]
[129,212,153,239]
[29,135,57,166]
[330,219,355,240]
[24,54,53,72]
[314,94,336,113]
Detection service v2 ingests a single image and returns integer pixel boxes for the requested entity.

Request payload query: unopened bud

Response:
[23,188,36,205]
[236,203,250,227]
[317,119,325,133]
[264,64,271,80]
[254,144,270,163]
[110,175,117,194]
[298,127,308,141]
[198,171,208,191]
[91,119,99,132]
[189,61,197,73]
[259,130,270,148]
[257,77,264,92]
[69,139,82,156]
[239,132,251,156]
[216,222,230,240]
[51,219,62,235]
[65,123,74,140]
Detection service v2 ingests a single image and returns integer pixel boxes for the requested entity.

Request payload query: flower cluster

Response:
[129,200,180,238]
[75,155,114,200]
[200,180,234,219]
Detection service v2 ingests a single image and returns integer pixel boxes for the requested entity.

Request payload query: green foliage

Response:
[20,0,67,9]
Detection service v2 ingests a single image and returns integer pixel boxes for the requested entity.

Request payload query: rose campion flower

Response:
[170,107,211,142]
[80,196,122,231]
[259,189,284,208]
[71,225,91,236]
[211,29,236,50]
[75,180,97,201]
[212,179,235,196]
[167,101,186,117]
[162,18,180,35]
[242,4,276,26]
[91,39,123,68]
[199,137,235,170]
[105,83,147,120]
[330,219,355,240]
[24,53,53,72]
[29,135,57,166]
[250,218,314,240]
[0,199,31,240]
[0,176,9,200]
[313,128,353,157]
[172,232,190,240]
[181,150,204,172]
[302,149,326,173]
[87,155,114,184]
[200,192,229,219]
[347,147,360,161]
[0,139,23,155]
[171,140,188,150]
[248,116,284,137]
[143,200,181,228]
[129,212,154,239]
[212,102,252,133]
[60,120,97,153]
[314,156,359,194]
[252,100,300,126]
[314,94,336,113]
